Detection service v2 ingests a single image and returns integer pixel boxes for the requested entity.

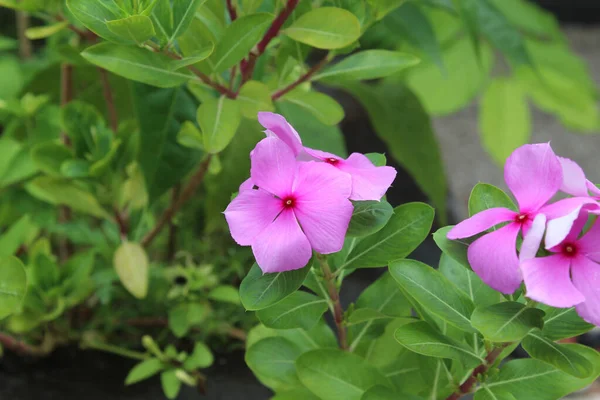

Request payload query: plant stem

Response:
[59,63,75,260]
[98,68,118,132]
[16,11,32,60]
[271,54,331,100]
[317,255,348,350]
[141,156,212,248]
[82,340,148,361]
[167,185,180,260]
[0,332,47,356]
[226,0,237,21]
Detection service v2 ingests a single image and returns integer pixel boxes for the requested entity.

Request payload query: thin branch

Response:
[272,54,330,100]
[98,68,118,132]
[114,207,129,241]
[226,0,237,21]
[318,255,348,350]
[141,156,212,248]
[167,185,180,260]
[16,11,32,60]
[0,332,47,356]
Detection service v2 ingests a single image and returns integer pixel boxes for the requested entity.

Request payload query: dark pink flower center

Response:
[283,197,295,208]
[325,157,339,165]
[561,242,578,257]
[515,213,529,224]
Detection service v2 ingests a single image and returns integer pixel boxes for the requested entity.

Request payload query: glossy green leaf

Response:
[177,121,204,150]
[296,349,392,400]
[237,81,274,119]
[114,241,149,299]
[125,358,165,385]
[106,15,156,45]
[339,203,434,270]
[25,21,69,39]
[0,257,27,320]
[169,0,207,43]
[314,50,420,82]
[522,330,594,378]
[207,285,239,304]
[246,337,303,390]
[347,200,394,238]
[239,263,311,311]
[183,342,214,369]
[30,141,73,177]
[273,388,321,400]
[468,183,517,216]
[370,0,408,20]
[284,7,361,50]
[81,43,194,88]
[474,388,517,400]
[151,0,172,43]
[540,306,594,341]
[389,259,476,332]
[347,308,391,325]
[480,78,531,166]
[471,302,545,342]
[197,96,242,153]
[246,320,338,353]
[160,370,182,399]
[66,0,128,43]
[433,226,470,268]
[282,91,344,126]
[257,291,328,331]
[342,83,447,223]
[169,45,214,70]
[210,13,273,72]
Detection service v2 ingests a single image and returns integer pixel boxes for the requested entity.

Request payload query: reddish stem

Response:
[272,55,330,100]
[0,332,46,356]
[99,68,118,132]
[226,0,237,21]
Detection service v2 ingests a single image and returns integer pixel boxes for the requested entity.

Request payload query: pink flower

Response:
[447,143,587,294]
[224,137,353,273]
[257,112,397,201]
[521,212,600,326]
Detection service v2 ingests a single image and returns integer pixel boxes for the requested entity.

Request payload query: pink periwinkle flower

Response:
[224,137,353,273]
[447,143,596,294]
[257,112,397,201]
[521,212,600,326]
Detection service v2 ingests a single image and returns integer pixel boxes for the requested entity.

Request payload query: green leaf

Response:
[0,215,37,258]
[239,263,311,311]
[0,256,27,320]
[370,0,409,20]
[168,302,209,337]
[177,121,204,150]
[113,241,149,299]
[342,83,447,223]
[314,50,420,82]
[25,177,111,219]
[0,56,23,101]
[273,388,321,400]
[198,96,242,153]
[475,388,517,400]
[347,308,391,325]
[281,91,344,126]
[210,13,273,73]
[488,0,559,39]
[480,78,531,166]
[81,43,194,88]
[284,7,361,50]
[125,358,165,385]
[257,291,328,331]
[106,15,156,45]
[25,21,69,39]
[30,141,73,177]
[394,321,484,368]
[339,203,434,270]
[237,81,275,119]
[471,302,545,342]
[296,349,392,400]
[246,337,303,391]
[540,306,594,341]
[246,320,338,353]
[169,45,214,70]
[389,259,476,332]
[183,342,214,369]
[207,285,239,304]
[347,200,394,238]
[169,0,207,43]
[61,100,103,158]
[67,0,128,44]
[522,330,594,378]
[433,226,470,268]
[61,160,91,178]
[160,370,182,400]
[469,183,517,216]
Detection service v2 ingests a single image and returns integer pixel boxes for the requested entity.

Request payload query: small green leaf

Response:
[273,388,321,400]
[169,0,207,43]
[0,215,37,258]
[522,330,594,378]
[347,308,391,325]
[0,256,27,320]
[168,302,208,337]
[183,342,214,370]
[246,337,303,391]
[207,285,239,304]
[394,321,484,368]
[433,226,470,268]
[470,302,545,342]
[113,241,149,299]
[198,96,242,153]
[284,7,361,50]
[160,370,182,400]
[468,183,517,217]
[237,81,275,119]
[67,0,128,44]
[25,21,69,39]
[314,50,420,82]
[106,15,156,45]
[256,291,328,331]
[282,91,344,126]
[239,263,311,311]
[125,358,165,385]
[31,141,73,177]
[61,159,91,178]
[540,306,594,341]
[347,200,394,238]
[177,121,204,150]
[169,45,214,70]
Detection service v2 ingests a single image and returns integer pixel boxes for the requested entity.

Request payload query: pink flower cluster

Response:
[448,143,600,326]
[224,112,397,274]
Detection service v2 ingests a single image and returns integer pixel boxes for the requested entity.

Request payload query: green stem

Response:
[82,341,148,361]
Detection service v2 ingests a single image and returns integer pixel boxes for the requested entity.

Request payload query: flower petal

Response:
[504,143,562,212]
[520,213,546,261]
[224,190,284,246]
[577,220,600,263]
[571,256,600,326]
[337,153,397,201]
[292,162,353,254]
[239,177,254,192]
[559,157,589,197]
[447,208,517,239]
[257,112,304,157]
[252,209,312,273]
[543,199,600,249]
[468,223,522,294]
[250,137,296,197]
[303,147,340,162]
[521,254,584,308]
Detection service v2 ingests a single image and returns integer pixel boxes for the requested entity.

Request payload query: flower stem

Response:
[317,255,348,350]
[82,340,148,361]
[271,54,331,100]
[98,68,118,132]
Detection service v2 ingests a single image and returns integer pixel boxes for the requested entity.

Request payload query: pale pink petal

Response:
[468,223,523,294]
[543,199,600,249]
[559,157,589,197]
[239,177,254,192]
[257,112,304,157]
[224,190,283,246]
[292,162,353,254]
[577,220,600,263]
[250,137,296,197]
[337,153,397,201]
[587,181,600,197]
[520,213,546,261]
[251,209,312,273]
[564,212,589,243]
[521,255,584,308]
[343,152,376,169]
[504,143,562,213]
[447,208,517,239]
[303,147,340,162]
[571,256,600,326]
